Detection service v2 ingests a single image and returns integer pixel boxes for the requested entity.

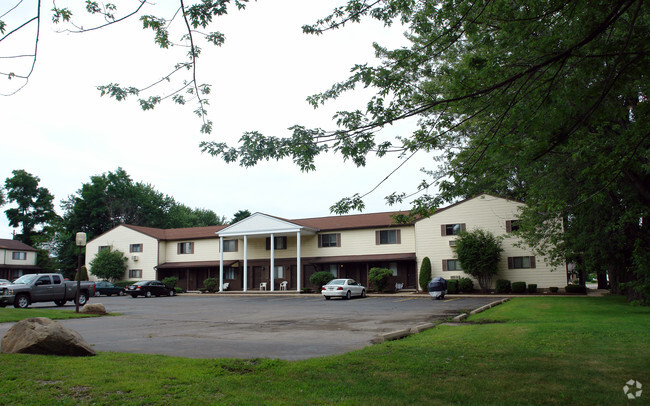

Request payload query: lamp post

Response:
[75,232,87,313]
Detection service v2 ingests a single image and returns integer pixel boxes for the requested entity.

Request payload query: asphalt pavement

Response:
[0,294,501,360]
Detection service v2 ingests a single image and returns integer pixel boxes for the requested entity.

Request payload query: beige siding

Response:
[2,249,37,266]
[163,239,220,263]
[85,226,159,281]
[415,195,566,288]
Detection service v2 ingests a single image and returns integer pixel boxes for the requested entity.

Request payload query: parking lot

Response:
[0,294,501,360]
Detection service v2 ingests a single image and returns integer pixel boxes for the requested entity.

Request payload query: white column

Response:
[243,235,248,292]
[296,231,301,292]
[219,236,224,292]
[270,233,275,291]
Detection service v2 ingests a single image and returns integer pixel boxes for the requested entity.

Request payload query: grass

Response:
[0,296,648,405]
[0,308,101,323]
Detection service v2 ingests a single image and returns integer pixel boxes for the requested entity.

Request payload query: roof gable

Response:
[0,239,38,251]
[218,213,318,237]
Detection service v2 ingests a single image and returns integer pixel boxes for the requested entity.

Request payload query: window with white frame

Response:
[389,262,398,276]
[178,242,193,254]
[12,252,26,260]
[376,229,400,245]
[323,264,338,277]
[130,244,143,253]
[223,240,238,252]
[129,269,142,278]
[441,223,466,236]
[508,256,536,269]
[442,259,462,271]
[274,266,284,279]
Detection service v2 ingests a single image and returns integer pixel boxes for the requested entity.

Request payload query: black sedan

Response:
[94,281,125,296]
[126,280,175,298]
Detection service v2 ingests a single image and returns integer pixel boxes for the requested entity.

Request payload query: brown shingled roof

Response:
[289,211,412,231]
[0,239,38,251]
[124,224,228,241]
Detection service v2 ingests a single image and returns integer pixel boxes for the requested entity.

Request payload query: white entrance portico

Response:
[216,213,318,292]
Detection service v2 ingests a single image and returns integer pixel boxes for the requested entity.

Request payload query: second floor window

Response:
[130,244,143,253]
[12,252,26,260]
[441,223,466,236]
[266,236,287,250]
[318,233,340,248]
[98,245,110,253]
[223,240,238,252]
[178,242,194,254]
[376,229,400,245]
[129,269,142,278]
[442,259,462,271]
[506,220,520,233]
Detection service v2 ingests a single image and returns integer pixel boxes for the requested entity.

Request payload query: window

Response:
[223,240,238,252]
[177,242,194,254]
[98,245,110,252]
[442,259,462,271]
[441,223,466,236]
[225,267,236,280]
[376,229,401,245]
[506,220,520,233]
[12,252,26,260]
[37,276,51,285]
[130,244,143,253]
[323,264,338,277]
[389,262,398,276]
[129,269,142,278]
[318,233,341,248]
[274,266,284,279]
[508,256,536,269]
[52,275,62,284]
[266,236,287,250]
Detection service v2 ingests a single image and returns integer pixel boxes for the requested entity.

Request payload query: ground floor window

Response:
[323,264,338,277]
[274,266,284,279]
[508,256,536,269]
[225,267,236,280]
[443,259,462,271]
[129,269,142,278]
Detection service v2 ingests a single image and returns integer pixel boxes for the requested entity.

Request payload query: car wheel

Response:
[345,290,351,300]
[145,291,152,298]
[54,300,66,307]
[107,293,112,297]
[324,296,331,300]
[119,291,125,296]
[14,294,30,309]
[361,289,366,298]
[95,291,101,297]
[77,292,88,306]
[130,294,138,298]
[168,290,175,296]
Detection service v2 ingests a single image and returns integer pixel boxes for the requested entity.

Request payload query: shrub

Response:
[203,278,219,293]
[369,267,393,292]
[75,266,89,281]
[565,284,587,294]
[549,286,559,293]
[112,281,132,288]
[89,247,128,281]
[447,279,459,294]
[309,271,335,290]
[419,257,432,292]
[174,286,183,294]
[528,284,538,293]
[162,276,178,289]
[458,277,474,293]
[496,279,511,293]
[455,228,503,292]
[512,281,527,293]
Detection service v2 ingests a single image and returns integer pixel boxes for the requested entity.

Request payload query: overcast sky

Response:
[0,0,435,239]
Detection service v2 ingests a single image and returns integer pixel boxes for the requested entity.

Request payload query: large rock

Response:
[1,317,96,356]
[80,303,107,315]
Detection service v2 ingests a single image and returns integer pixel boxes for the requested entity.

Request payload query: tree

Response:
[455,229,503,293]
[418,257,432,293]
[75,266,89,282]
[230,210,252,224]
[89,248,128,281]
[4,169,58,246]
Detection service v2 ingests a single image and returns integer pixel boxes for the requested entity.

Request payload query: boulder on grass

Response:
[1,317,96,356]
[80,303,107,315]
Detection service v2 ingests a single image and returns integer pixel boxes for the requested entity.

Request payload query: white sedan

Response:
[322,279,366,300]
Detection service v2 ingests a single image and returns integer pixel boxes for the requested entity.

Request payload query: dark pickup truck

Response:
[0,273,96,309]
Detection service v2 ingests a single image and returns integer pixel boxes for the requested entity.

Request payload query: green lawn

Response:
[0,296,648,405]
[0,308,100,323]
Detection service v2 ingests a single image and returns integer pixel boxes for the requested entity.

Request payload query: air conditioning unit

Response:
[449,240,457,247]
[450,275,461,280]
[131,255,139,261]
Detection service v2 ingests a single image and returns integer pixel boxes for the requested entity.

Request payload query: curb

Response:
[371,298,510,344]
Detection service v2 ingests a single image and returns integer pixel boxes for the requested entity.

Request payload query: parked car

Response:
[322,279,366,300]
[0,273,95,308]
[0,279,11,285]
[94,281,125,296]
[126,280,175,298]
